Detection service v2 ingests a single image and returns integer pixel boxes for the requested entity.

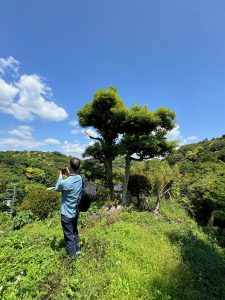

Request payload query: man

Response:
[55,158,82,256]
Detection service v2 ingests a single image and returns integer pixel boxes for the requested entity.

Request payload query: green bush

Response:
[21,189,60,219]
[128,174,151,208]
[12,210,35,230]
[128,174,151,198]
[0,212,12,232]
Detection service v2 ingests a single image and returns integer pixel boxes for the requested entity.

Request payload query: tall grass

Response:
[0,200,225,299]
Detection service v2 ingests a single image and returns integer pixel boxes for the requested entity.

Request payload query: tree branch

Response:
[84,130,103,142]
[159,177,182,198]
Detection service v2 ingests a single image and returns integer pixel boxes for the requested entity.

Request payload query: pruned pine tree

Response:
[119,106,177,205]
[77,87,128,200]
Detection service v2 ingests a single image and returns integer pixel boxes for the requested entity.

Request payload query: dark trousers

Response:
[61,214,80,255]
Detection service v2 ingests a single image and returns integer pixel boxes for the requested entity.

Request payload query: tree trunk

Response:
[208,212,215,227]
[104,158,114,200]
[122,155,131,205]
[154,194,161,214]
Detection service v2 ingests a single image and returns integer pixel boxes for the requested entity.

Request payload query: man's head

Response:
[69,158,80,172]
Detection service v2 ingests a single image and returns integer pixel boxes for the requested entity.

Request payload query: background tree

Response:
[127,160,181,211]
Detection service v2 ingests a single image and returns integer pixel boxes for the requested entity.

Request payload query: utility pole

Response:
[4,182,17,217]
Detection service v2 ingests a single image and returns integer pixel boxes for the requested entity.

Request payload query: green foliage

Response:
[0,151,71,205]
[25,167,46,182]
[78,87,176,203]
[166,136,225,245]
[78,87,128,198]
[1,205,225,299]
[12,210,35,230]
[90,179,113,205]
[80,159,105,180]
[128,174,151,197]
[77,87,127,140]
[128,160,181,210]
[179,162,225,225]
[0,216,62,300]
[0,212,12,232]
[24,182,46,193]
[168,135,225,164]
[21,189,60,219]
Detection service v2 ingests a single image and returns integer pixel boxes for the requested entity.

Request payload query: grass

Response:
[0,200,225,299]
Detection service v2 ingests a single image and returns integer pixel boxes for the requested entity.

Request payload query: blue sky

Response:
[0,0,225,157]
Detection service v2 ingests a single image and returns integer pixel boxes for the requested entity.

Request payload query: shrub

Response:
[94,179,110,203]
[12,210,34,230]
[128,174,151,208]
[128,174,151,198]
[21,189,60,219]
[0,212,12,231]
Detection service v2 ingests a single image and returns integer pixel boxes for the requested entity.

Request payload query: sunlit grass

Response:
[0,201,225,299]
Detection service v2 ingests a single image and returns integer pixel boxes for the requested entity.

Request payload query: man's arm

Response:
[55,171,64,192]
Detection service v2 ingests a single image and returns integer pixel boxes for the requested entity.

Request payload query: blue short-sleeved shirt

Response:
[55,174,82,218]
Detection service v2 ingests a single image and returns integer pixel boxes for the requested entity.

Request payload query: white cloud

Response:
[69,120,82,136]
[42,138,61,145]
[9,125,33,139]
[166,124,181,141]
[69,120,79,126]
[62,141,87,158]
[71,129,80,135]
[167,124,198,146]
[88,141,95,147]
[82,128,99,139]
[186,136,198,142]
[0,56,68,121]
[0,125,62,151]
[0,78,18,107]
[115,133,123,144]
[0,137,42,150]
[0,129,93,159]
[0,136,61,151]
[0,56,20,75]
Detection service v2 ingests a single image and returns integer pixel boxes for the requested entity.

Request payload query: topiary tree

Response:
[119,106,177,204]
[77,87,128,199]
[21,189,60,219]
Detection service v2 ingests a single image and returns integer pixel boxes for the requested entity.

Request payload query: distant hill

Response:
[167,134,225,165]
[0,151,71,205]
[0,151,104,207]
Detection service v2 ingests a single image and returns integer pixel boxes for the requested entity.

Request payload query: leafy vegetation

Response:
[77,87,176,201]
[0,201,225,300]
[21,189,60,219]
[0,133,225,299]
[167,135,225,245]
[0,151,70,206]
[12,210,34,230]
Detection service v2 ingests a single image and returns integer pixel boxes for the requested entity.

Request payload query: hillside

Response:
[1,137,225,299]
[1,201,225,300]
[167,134,225,164]
[0,151,71,206]
[0,151,105,207]
[166,135,225,245]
